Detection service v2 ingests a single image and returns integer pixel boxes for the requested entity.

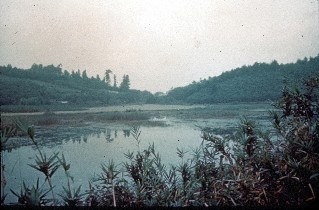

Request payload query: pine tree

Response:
[105,69,112,87]
[113,74,117,88]
[120,74,130,90]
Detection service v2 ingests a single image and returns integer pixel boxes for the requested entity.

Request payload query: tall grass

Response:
[1,76,318,207]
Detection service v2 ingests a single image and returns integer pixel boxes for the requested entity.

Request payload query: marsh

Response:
[2,103,273,204]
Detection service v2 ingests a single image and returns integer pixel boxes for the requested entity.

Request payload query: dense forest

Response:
[1,55,318,106]
[167,55,319,104]
[0,64,155,106]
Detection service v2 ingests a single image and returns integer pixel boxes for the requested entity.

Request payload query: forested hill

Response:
[0,64,155,105]
[166,55,319,104]
[1,56,318,106]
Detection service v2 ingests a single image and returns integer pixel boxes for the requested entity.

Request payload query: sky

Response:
[1,0,319,93]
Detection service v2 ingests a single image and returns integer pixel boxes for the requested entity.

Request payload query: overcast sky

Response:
[1,0,319,93]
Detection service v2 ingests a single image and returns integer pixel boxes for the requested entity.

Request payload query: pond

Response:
[2,116,272,204]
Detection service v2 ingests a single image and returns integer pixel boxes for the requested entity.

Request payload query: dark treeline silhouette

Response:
[0,64,155,105]
[166,55,319,104]
[1,55,318,106]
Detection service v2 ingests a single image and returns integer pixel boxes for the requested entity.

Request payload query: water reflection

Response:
[105,128,114,142]
[3,123,205,204]
[3,125,123,152]
[123,129,130,137]
[3,118,273,205]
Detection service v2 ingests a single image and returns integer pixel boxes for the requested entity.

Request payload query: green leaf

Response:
[75,185,82,197]
[49,165,60,178]
[62,185,72,198]
[47,153,59,165]
[10,189,20,198]
[28,164,42,172]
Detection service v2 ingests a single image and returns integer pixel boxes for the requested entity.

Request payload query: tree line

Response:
[0,64,155,105]
[2,64,131,91]
[1,55,318,106]
[166,55,319,104]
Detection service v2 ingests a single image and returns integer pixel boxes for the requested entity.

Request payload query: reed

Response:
[1,75,318,207]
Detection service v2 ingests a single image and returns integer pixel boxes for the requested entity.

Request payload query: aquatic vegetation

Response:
[1,75,318,207]
[0,126,16,204]
[6,119,60,206]
[10,178,52,206]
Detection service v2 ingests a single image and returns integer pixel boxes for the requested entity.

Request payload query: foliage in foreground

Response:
[1,76,318,207]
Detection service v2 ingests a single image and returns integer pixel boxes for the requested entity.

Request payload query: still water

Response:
[2,117,269,204]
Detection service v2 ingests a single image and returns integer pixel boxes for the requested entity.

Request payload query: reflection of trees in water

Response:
[4,125,134,152]
[104,129,129,143]
[72,135,82,143]
[4,126,110,152]
[83,135,88,143]
[105,128,114,142]
[123,129,130,137]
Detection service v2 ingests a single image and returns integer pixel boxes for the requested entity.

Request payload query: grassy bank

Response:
[1,103,273,127]
[1,109,166,127]
[1,104,88,113]
[161,102,274,119]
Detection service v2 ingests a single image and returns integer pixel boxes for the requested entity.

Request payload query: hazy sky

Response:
[1,0,319,93]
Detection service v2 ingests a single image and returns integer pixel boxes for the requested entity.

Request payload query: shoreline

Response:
[1,104,205,117]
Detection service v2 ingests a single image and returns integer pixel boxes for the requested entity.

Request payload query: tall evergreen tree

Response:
[113,74,117,88]
[105,69,112,87]
[82,70,88,79]
[120,74,130,91]
[96,74,101,81]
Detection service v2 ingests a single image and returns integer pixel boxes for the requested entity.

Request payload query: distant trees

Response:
[71,70,81,80]
[1,54,318,106]
[63,70,70,77]
[0,64,147,106]
[104,69,112,87]
[167,55,319,104]
[120,74,130,91]
[113,74,117,88]
[82,70,88,79]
